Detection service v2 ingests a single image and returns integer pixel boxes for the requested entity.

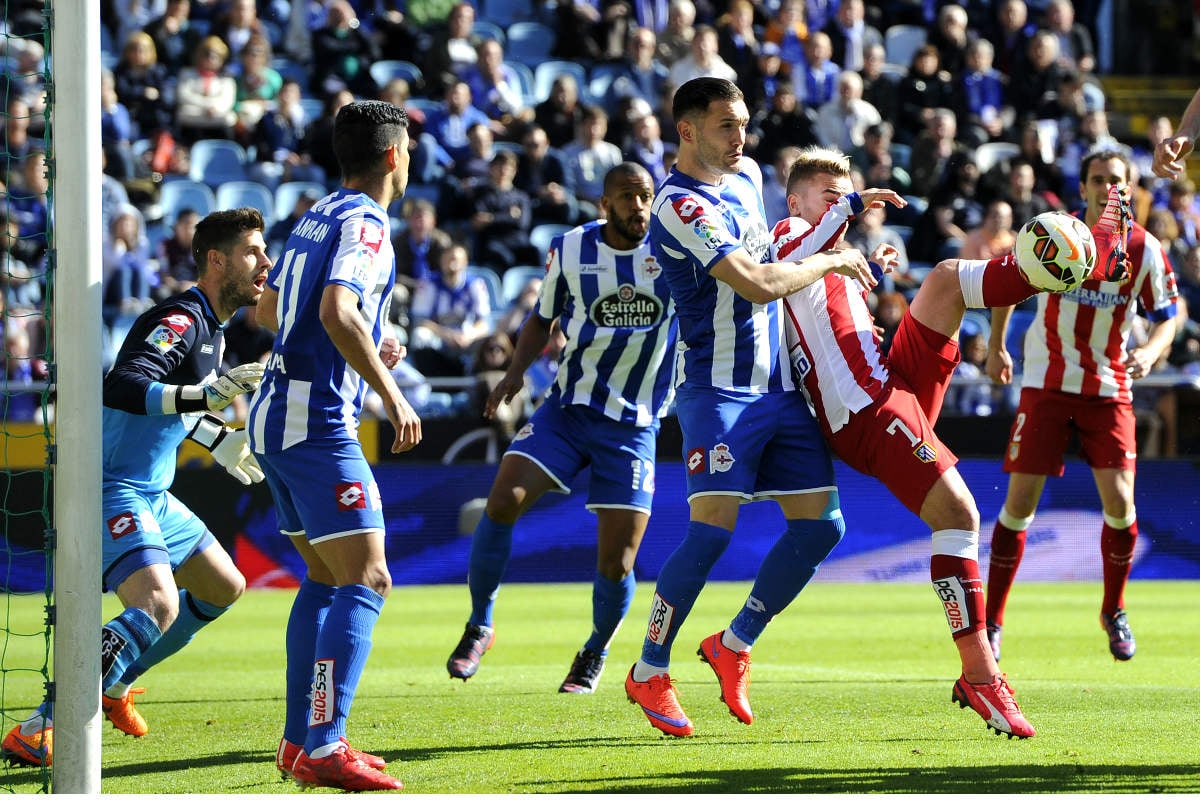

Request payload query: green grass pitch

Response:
[2,580,1198,793]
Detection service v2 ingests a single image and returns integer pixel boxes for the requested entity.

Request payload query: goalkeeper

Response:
[2,208,272,768]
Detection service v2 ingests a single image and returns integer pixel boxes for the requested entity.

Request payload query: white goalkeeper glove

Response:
[202,362,265,411]
[187,414,265,485]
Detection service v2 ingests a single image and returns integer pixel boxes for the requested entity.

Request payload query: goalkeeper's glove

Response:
[187,413,264,485]
[201,362,265,411]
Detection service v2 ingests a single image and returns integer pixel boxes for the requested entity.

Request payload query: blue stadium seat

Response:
[530,223,571,260]
[215,180,276,221]
[274,180,327,223]
[483,0,532,28]
[504,60,536,106]
[271,57,310,91]
[369,59,424,91]
[505,22,555,68]
[158,179,216,223]
[189,139,248,188]
[467,265,504,313]
[502,265,545,305]
[533,60,587,104]
[472,20,507,46]
[884,24,927,67]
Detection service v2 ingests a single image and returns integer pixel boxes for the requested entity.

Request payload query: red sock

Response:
[986,523,1027,626]
[981,255,1039,307]
[931,554,986,640]
[1101,521,1137,614]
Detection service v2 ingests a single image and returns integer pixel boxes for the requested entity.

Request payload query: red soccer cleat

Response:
[1089,184,1132,283]
[291,746,403,792]
[952,673,1036,739]
[102,687,148,737]
[697,631,753,724]
[624,666,693,737]
[277,737,386,779]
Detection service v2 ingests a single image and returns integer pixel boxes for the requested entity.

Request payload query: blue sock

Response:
[584,573,635,656]
[468,514,513,627]
[117,590,229,686]
[640,521,732,668]
[284,578,335,746]
[101,607,161,690]
[730,515,846,646]
[304,584,384,754]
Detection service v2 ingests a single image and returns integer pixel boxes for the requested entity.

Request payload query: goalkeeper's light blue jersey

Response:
[649,160,795,395]
[538,220,677,427]
[101,288,225,494]
[248,188,395,453]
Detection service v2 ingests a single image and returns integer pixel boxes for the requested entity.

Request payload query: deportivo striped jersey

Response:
[650,161,794,393]
[539,220,677,426]
[1021,219,1178,402]
[774,194,884,434]
[248,189,395,452]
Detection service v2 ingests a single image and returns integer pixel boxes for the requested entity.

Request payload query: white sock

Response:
[309,741,345,759]
[631,660,667,682]
[722,628,752,653]
[105,682,130,699]
[19,714,50,735]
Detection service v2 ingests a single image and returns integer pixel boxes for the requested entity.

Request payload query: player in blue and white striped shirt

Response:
[446,163,678,694]
[624,77,875,737]
[247,101,419,792]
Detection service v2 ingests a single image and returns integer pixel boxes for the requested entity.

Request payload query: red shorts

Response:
[828,315,962,515]
[1003,387,1137,476]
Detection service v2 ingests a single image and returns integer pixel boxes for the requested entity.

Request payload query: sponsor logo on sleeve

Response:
[335,482,366,510]
[146,325,183,352]
[647,593,675,645]
[686,447,705,475]
[107,512,138,540]
[709,443,735,474]
[163,313,193,333]
[693,217,725,249]
[671,197,703,224]
[310,658,335,725]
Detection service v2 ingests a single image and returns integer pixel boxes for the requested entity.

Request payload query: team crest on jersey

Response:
[336,482,366,510]
[513,422,534,441]
[162,313,192,334]
[107,512,138,540]
[146,324,183,352]
[1008,442,1020,461]
[913,442,938,463]
[686,446,705,474]
[640,256,661,280]
[709,443,735,474]
[589,285,663,329]
[671,196,704,224]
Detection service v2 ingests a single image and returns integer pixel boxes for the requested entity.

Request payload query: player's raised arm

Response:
[710,246,874,303]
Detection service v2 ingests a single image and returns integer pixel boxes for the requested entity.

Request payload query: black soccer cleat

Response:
[559,648,606,693]
[1101,608,1136,661]
[447,623,495,680]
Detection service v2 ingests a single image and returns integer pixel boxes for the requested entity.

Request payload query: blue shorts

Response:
[675,385,834,502]
[505,394,659,513]
[102,485,217,592]
[257,438,384,544]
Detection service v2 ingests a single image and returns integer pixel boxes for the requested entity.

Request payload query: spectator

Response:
[611,26,671,109]
[793,31,840,108]
[822,0,881,72]
[1009,30,1067,122]
[744,40,786,112]
[209,0,265,63]
[248,78,324,187]
[959,198,1016,261]
[462,38,534,135]
[300,88,354,181]
[495,274,543,342]
[425,81,494,167]
[232,34,282,137]
[154,207,200,300]
[311,0,380,97]
[113,31,173,138]
[0,209,38,311]
[3,324,43,422]
[763,0,808,76]
[1040,0,1095,75]
[927,3,974,76]
[550,0,633,63]
[444,121,497,219]
[102,203,155,324]
[515,124,577,227]
[909,108,969,199]
[1166,179,1200,251]
[394,197,455,293]
[10,150,49,261]
[814,70,880,153]
[896,44,955,144]
[667,24,738,89]
[628,111,675,187]
[748,77,818,165]
[144,0,202,73]
[1,40,46,129]
[988,0,1035,77]
[948,329,1001,416]
[848,121,911,194]
[467,331,530,439]
[656,0,698,67]
[424,1,482,94]
[101,151,131,231]
[221,306,275,370]
[175,35,238,143]
[858,42,898,123]
[265,188,319,259]
[762,145,802,225]
[100,68,136,181]
[561,105,624,217]
[470,150,541,274]
[912,153,985,263]
[1176,243,1200,324]
[845,204,913,293]
[1145,209,1189,272]
[954,38,1012,148]
[409,242,493,377]
[873,289,907,356]
[535,74,586,150]
[716,0,762,87]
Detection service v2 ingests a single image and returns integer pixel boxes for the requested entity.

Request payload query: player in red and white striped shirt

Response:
[773,146,1070,739]
[984,149,1180,663]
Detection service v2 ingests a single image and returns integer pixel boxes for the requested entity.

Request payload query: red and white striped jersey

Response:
[775,197,887,434]
[1020,221,1179,402]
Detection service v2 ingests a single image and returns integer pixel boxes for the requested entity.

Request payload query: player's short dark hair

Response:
[603,161,653,194]
[333,100,409,180]
[1079,147,1130,183]
[192,207,264,276]
[672,77,743,123]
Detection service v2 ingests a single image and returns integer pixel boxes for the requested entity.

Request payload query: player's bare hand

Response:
[1125,347,1154,380]
[379,335,405,370]
[1152,135,1194,179]
[385,395,422,453]
[986,347,1013,385]
[484,372,526,419]
[828,247,876,290]
[871,243,900,274]
[858,188,906,210]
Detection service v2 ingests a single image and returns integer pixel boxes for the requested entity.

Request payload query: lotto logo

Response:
[107,512,138,540]
[913,442,938,463]
[336,482,366,510]
[686,447,705,475]
[647,593,675,645]
[310,658,334,725]
[162,313,193,334]
[709,443,735,474]
[671,197,703,223]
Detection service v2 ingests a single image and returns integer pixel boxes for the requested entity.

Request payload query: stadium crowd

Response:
[2,0,1198,449]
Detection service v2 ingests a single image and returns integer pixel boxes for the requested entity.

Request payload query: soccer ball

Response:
[1014,212,1096,293]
